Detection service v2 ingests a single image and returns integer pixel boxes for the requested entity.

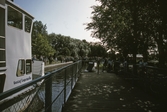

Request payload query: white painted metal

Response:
[0,0,35,92]
[32,60,45,76]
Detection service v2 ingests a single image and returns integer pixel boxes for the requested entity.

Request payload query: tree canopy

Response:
[32,21,55,57]
[86,0,167,67]
[31,21,107,60]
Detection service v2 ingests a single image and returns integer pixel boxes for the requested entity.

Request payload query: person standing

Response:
[102,57,108,72]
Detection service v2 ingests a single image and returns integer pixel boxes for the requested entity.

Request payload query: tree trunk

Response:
[157,34,165,67]
[132,0,138,75]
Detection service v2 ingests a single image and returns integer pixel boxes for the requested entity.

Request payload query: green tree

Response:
[33,34,55,57]
[32,21,49,55]
[86,0,139,70]
[88,42,107,57]
[47,33,91,58]
[60,47,70,56]
[47,33,74,56]
[76,39,90,57]
[86,0,167,67]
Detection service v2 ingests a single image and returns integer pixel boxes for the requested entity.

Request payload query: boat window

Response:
[8,6,22,29]
[0,74,5,93]
[25,16,32,33]
[0,8,5,37]
[16,59,25,77]
[0,7,6,67]
[0,50,5,61]
[26,59,32,74]
[0,50,5,67]
[0,37,5,49]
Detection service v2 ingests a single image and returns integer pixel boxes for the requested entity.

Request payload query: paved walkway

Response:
[62,71,167,112]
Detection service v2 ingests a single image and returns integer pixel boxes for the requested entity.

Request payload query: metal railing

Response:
[117,64,167,96]
[0,60,82,112]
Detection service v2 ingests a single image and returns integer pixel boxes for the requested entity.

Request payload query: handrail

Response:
[0,61,80,101]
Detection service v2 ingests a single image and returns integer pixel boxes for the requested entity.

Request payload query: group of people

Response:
[102,58,113,72]
[102,57,124,73]
[85,57,125,73]
[138,59,148,67]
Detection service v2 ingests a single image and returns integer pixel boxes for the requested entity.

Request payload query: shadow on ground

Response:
[62,71,167,112]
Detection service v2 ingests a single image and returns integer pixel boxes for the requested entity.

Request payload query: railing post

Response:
[79,61,82,74]
[64,69,67,104]
[71,66,73,90]
[97,59,100,74]
[45,75,52,112]
[75,63,77,82]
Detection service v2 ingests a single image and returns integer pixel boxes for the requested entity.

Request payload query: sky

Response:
[14,0,100,42]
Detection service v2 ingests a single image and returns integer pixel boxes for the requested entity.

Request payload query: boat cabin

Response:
[0,0,34,93]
